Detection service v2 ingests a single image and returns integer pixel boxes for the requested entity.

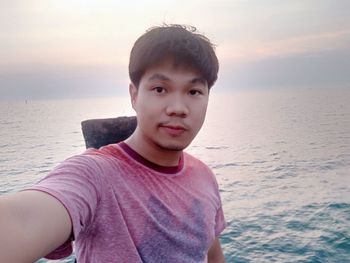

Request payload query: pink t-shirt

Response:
[29,142,226,262]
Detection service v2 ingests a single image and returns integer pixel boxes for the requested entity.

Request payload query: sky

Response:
[1,0,349,100]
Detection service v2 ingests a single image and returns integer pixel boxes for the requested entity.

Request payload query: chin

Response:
[156,141,189,152]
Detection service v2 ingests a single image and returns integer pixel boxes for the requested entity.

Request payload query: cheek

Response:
[193,103,208,128]
[136,101,159,125]
[197,112,207,128]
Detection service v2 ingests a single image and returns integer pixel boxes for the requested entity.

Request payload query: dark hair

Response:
[129,24,219,88]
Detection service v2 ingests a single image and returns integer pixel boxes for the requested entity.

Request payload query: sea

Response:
[1,88,349,263]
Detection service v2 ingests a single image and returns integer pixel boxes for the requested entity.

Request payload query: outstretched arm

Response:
[0,190,72,262]
[208,237,225,263]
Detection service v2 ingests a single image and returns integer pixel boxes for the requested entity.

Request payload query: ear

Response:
[129,83,138,110]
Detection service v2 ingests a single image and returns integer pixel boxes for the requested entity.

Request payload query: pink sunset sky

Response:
[1,0,349,100]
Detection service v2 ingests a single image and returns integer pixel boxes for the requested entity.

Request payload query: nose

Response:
[165,95,189,117]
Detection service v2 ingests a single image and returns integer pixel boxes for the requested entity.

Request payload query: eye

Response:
[189,89,203,96]
[153,86,166,94]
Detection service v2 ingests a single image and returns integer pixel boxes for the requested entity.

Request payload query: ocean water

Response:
[1,88,349,262]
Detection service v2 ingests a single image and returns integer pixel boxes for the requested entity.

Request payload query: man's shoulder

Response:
[53,144,126,174]
[37,144,127,189]
[81,143,125,161]
[183,151,212,173]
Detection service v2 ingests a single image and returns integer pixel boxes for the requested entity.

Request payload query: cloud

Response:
[1,0,349,99]
[218,29,350,64]
[217,48,350,90]
[0,64,129,100]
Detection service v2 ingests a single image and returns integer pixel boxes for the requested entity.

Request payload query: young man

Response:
[0,24,226,262]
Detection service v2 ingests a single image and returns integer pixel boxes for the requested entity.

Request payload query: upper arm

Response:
[208,238,225,263]
[0,190,72,262]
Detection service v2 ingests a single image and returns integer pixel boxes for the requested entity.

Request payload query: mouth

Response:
[159,124,188,136]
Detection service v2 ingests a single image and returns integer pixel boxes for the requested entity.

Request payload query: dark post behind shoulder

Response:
[81,116,137,149]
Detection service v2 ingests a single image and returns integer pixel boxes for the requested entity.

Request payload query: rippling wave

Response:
[1,89,349,262]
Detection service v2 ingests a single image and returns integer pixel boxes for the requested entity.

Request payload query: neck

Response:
[124,131,183,167]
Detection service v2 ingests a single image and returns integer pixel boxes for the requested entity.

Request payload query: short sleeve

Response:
[44,238,73,260]
[27,152,103,259]
[214,205,226,237]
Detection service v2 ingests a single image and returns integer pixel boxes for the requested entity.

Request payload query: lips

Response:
[159,124,187,136]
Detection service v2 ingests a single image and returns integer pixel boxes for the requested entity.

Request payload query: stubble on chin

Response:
[155,141,188,152]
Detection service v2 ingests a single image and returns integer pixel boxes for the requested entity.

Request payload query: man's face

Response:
[130,58,209,152]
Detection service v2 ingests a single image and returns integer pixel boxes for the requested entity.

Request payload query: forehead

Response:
[141,57,202,81]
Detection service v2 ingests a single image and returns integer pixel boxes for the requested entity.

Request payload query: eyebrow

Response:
[148,73,170,82]
[190,77,207,85]
[148,73,207,85]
